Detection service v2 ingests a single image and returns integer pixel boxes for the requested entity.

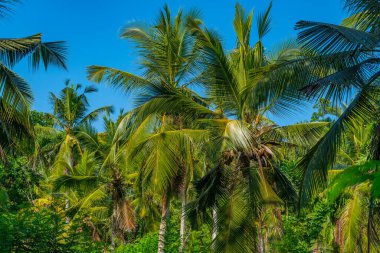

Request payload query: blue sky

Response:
[3,0,346,128]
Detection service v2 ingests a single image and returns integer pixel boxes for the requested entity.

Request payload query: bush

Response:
[0,208,104,252]
[272,216,309,253]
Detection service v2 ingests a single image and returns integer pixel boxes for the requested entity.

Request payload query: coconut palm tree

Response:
[0,0,67,154]
[44,82,112,225]
[87,5,214,123]
[49,81,113,175]
[52,113,146,246]
[87,5,213,252]
[129,114,207,253]
[187,3,328,252]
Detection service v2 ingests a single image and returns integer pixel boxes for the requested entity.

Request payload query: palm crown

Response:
[0,0,67,154]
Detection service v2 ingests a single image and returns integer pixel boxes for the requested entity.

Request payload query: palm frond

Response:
[343,0,380,31]
[273,122,328,147]
[87,66,152,95]
[340,187,365,253]
[0,63,32,113]
[79,105,114,124]
[325,161,379,203]
[30,41,67,70]
[53,175,99,192]
[256,1,272,40]
[0,0,18,17]
[296,21,378,54]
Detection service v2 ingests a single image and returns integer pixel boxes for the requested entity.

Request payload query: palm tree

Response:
[49,81,113,175]
[280,0,380,207]
[0,0,67,154]
[87,5,213,123]
[46,82,112,224]
[130,114,207,253]
[87,5,213,252]
[52,114,142,247]
[187,3,327,252]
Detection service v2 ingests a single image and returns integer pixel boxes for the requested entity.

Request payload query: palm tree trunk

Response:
[158,196,170,253]
[258,219,265,253]
[211,205,218,252]
[111,219,117,250]
[64,167,70,224]
[179,188,187,253]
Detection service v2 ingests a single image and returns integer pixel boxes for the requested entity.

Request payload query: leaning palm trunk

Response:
[179,188,187,253]
[158,196,170,253]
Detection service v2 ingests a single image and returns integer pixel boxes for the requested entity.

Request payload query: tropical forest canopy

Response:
[0,0,380,252]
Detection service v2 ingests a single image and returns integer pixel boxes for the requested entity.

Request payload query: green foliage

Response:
[0,157,40,210]
[116,233,158,253]
[279,160,302,191]
[31,110,55,127]
[326,161,380,203]
[310,98,340,123]
[273,202,332,252]
[306,201,332,241]
[272,216,309,253]
[1,1,380,252]
[0,208,104,253]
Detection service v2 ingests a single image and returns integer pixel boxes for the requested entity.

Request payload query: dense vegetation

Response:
[1,0,380,252]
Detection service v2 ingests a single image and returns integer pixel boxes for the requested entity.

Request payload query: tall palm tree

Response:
[188,3,327,252]
[53,114,146,247]
[0,0,67,154]
[281,0,380,207]
[49,81,113,175]
[46,82,112,225]
[87,5,213,123]
[87,5,213,252]
[130,114,207,253]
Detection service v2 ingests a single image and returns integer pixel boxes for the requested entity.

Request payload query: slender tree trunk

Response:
[111,201,119,250]
[64,167,70,224]
[258,219,265,253]
[255,154,266,253]
[179,189,187,253]
[111,218,117,250]
[158,196,170,253]
[211,205,218,252]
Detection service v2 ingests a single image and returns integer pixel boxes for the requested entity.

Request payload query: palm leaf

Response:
[296,21,378,54]
[87,66,152,94]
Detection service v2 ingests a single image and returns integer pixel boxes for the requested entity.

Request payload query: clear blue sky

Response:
[3,0,346,128]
